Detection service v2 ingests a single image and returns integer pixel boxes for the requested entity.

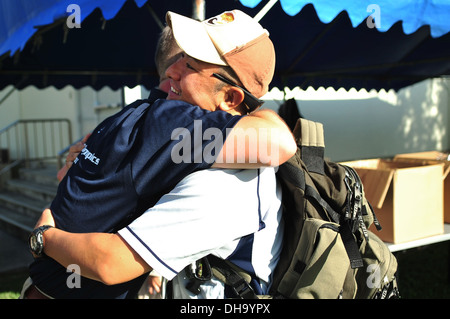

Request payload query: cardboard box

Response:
[394,151,450,223]
[341,158,444,243]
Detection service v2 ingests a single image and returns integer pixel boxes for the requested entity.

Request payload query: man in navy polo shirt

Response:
[23,10,295,299]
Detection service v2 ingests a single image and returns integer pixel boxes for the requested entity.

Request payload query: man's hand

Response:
[148,275,162,296]
[57,133,91,182]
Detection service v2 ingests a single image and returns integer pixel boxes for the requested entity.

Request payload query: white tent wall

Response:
[263,77,450,162]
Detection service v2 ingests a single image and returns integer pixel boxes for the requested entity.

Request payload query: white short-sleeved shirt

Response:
[118,167,284,298]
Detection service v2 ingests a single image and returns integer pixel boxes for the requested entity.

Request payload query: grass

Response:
[1,243,449,299]
[0,270,28,299]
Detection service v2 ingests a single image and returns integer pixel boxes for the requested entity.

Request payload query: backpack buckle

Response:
[231,277,258,299]
[185,257,212,295]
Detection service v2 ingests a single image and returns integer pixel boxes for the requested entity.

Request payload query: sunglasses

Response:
[212,73,264,113]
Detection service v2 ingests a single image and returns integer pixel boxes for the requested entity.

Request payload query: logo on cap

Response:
[206,12,235,26]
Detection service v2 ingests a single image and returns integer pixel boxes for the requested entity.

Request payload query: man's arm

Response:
[38,167,275,286]
[213,109,296,168]
[36,209,151,285]
[57,110,296,179]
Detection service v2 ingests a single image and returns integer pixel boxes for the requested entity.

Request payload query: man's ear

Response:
[218,86,245,112]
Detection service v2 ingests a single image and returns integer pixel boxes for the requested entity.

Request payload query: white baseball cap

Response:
[166,10,276,99]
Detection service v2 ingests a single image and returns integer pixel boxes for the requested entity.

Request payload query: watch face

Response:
[29,231,43,255]
[29,226,52,257]
[30,235,38,251]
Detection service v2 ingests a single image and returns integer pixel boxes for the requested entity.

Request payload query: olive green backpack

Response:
[207,118,400,299]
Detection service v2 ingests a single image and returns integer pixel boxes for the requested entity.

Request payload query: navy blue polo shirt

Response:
[29,94,242,298]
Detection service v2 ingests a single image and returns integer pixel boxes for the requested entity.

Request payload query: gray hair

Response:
[154,26,181,79]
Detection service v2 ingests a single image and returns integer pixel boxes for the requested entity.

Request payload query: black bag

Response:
[207,118,400,299]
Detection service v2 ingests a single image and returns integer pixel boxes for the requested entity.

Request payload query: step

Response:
[6,179,57,202]
[0,191,48,220]
[18,164,60,188]
[0,207,35,242]
[0,161,59,242]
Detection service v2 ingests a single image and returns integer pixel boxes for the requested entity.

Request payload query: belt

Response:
[25,285,51,299]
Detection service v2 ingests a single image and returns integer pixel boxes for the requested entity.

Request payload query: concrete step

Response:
[0,191,49,220]
[6,179,57,203]
[0,207,35,242]
[18,163,60,188]
[0,229,34,275]
[0,162,58,242]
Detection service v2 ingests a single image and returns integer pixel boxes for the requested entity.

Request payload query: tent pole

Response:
[192,0,205,20]
[145,3,164,30]
[254,0,279,22]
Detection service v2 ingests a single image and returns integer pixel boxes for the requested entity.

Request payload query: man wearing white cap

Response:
[166,9,275,112]
[27,10,290,299]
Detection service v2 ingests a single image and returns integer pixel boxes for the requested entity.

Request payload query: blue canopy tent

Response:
[0,0,449,92]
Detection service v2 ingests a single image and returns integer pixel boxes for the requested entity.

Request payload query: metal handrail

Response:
[0,119,72,170]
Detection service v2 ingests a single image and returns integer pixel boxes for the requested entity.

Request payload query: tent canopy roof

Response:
[0,0,449,92]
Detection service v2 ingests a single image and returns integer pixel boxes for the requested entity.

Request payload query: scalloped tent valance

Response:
[0,0,449,92]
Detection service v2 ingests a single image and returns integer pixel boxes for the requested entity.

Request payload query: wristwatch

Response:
[28,225,53,257]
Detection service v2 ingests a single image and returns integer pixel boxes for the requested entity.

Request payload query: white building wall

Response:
[0,86,21,128]
[0,85,122,162]
[76,86,122,139]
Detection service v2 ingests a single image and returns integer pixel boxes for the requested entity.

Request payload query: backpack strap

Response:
[207,255,259,299]
[295,118,364,269]
[294,118,325,175]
